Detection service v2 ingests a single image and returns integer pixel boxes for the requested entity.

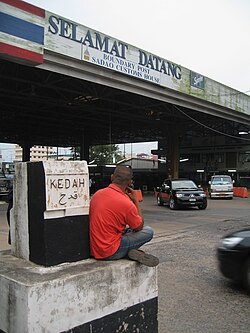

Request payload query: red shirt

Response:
[89,184,142,259]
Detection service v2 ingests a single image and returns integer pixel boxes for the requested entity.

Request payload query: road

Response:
[142,194,250,333]
[1,195,250,332]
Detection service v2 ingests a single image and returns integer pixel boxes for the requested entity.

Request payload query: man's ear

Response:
[111,174,114,181]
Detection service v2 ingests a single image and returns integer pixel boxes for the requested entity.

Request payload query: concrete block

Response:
[11,161,90,266]
[0,251,158,333]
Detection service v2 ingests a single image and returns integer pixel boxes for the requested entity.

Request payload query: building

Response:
[15,145,55,161]
[179,134,250,188]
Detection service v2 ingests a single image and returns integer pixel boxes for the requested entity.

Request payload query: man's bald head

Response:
[111,166,133,186]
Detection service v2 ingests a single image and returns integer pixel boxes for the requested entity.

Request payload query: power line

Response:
[175,106,250,141]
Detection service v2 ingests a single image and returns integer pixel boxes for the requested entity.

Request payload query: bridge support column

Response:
[80,131,90,162]
[21,142,32,162]
[166,130,180,179]
[158,130,180,179]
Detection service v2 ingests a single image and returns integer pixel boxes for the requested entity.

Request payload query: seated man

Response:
[89,165,159,267]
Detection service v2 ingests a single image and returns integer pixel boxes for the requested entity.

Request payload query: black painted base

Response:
[62,297,158,333]
[0,297,158,333]
[27,162,90,267]
[30,215,90,266]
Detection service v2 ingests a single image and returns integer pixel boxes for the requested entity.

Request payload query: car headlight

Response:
[176,193,183,198]
[220,237,243,249]
[200,193,206,197]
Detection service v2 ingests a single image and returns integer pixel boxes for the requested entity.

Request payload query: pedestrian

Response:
[6,188,13,245]
[89,165,159,267]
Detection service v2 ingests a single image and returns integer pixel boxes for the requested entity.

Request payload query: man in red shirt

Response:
[89,165,158,267]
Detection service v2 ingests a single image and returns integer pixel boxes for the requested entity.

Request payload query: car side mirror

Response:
[232,180,235,183]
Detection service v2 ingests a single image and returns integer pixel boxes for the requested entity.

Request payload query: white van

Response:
[209,175,234,199]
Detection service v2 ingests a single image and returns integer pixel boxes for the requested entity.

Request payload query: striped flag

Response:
[0,0,45,65]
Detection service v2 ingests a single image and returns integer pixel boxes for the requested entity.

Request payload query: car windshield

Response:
[172,180,198,190]
[211,177,232,185]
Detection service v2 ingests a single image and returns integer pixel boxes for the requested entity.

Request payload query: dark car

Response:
[155,178,207,210]
[217,229,250,292]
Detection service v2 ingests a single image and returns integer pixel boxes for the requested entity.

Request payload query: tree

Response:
[70,144,123,165]
[90,144,122,165]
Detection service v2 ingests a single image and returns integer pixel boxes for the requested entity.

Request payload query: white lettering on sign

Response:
[46,174,89,210]
[193,76,203,85]
[45,12,182,91]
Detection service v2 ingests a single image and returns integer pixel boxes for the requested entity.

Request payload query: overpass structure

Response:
[1,0,250,179]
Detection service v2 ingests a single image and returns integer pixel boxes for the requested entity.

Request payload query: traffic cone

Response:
[242,187,248,198]
[238,187,244,197]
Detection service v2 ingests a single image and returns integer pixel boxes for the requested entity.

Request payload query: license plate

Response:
[189,198,196,202]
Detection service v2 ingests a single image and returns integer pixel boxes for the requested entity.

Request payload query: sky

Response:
[1,0,250,161]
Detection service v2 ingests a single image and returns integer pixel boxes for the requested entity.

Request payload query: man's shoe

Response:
[128,249,159,267]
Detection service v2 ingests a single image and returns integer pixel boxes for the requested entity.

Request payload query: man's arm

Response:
[125,187,144,231]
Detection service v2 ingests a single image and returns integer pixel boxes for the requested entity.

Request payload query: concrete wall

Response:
[0,251,158,333]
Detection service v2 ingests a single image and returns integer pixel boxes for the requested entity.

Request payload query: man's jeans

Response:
[104,226,154,260]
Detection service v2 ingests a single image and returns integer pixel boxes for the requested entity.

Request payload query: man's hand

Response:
[125,187,144,230]
[125,187,138,204]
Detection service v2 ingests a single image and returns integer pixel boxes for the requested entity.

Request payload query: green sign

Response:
[190,71,205,89]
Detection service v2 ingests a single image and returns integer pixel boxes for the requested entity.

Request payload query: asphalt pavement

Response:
[142,194,250,333]
[1,194,250,332]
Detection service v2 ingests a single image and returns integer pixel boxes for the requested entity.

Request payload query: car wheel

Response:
[198,201,207,210]
[157,195,164,206]
[243,257,250,293]
[169,197,177,210]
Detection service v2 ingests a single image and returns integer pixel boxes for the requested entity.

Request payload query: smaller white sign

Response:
[46,174,89,210]
[43,161,89,217]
